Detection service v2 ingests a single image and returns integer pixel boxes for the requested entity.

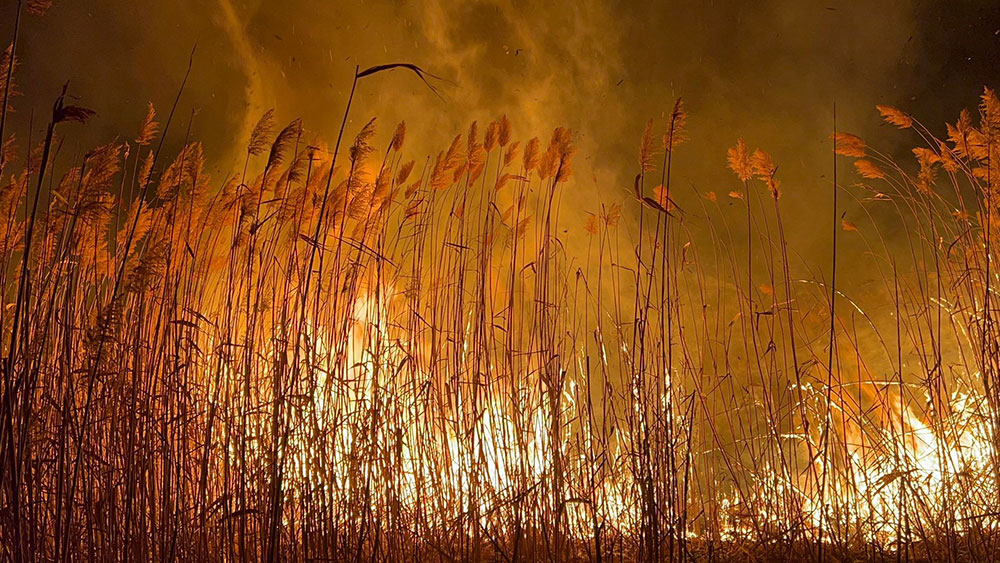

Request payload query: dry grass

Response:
[2,7,1000,563]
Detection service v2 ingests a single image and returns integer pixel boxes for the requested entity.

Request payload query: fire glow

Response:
[2,4,1000,561]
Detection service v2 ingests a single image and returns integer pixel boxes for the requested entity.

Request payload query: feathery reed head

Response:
[268,118,303,170]
[638,118,657,172]
[876,104,913,129]
[135,102,159,146]
[248,108,276,156]
[832,131,866,157]
[727,137,753,182]
[391,120,406,151]
[664,97,688,151]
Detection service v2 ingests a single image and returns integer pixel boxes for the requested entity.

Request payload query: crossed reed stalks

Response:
[2,5,1000,561]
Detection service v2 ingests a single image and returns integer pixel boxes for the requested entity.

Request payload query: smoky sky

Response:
[3,0,1000,291]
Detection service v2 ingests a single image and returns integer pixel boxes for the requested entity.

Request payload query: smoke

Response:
[4,0,998,285]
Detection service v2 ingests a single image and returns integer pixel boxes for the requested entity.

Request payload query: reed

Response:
[1,16,999,563]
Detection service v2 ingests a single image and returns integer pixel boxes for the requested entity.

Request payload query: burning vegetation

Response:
[2,3,1000,562]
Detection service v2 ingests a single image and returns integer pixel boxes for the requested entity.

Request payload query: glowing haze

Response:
[7,1,997,269]
[3,2,1000,559]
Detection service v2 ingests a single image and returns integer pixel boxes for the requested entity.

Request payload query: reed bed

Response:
[2,7,1000,562]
